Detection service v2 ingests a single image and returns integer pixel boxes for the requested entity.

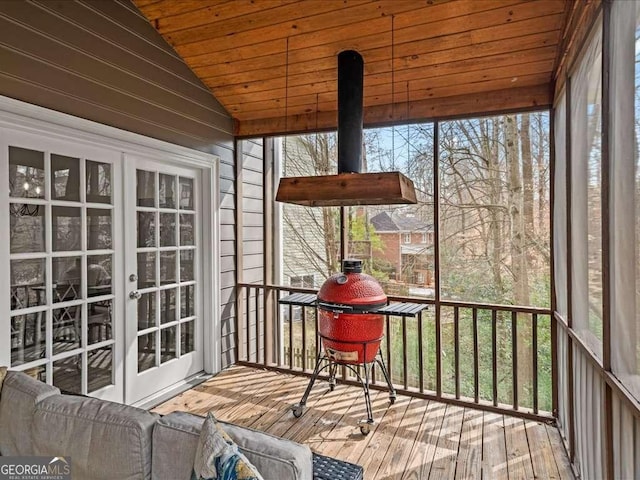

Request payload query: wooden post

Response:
[235,139,245,361]
[263,138,275,365]
[601,3,614,477]
[565,76,576,463]
[434,121,442,399]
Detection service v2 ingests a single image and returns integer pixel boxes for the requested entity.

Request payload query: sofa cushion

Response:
[0,370,60,455]
[32,394,159,480]
[152,411,313,480]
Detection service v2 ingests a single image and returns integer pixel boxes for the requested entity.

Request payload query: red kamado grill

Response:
[318,259,386,364]
[281,259,434,435]
[281,260,428,434]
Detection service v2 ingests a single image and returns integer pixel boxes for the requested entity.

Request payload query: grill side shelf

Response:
[376,302,429,317]
[278,293,318,307]
[278,293,428,318]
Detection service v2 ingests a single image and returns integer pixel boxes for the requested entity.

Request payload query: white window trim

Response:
[0,95,221,378]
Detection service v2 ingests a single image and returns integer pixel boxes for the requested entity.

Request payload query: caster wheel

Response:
[329,383,335,391]
[292,404,304,418]
[389,393,396,405]
[359,424,371,436]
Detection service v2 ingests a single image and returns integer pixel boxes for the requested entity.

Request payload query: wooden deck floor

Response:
[153,365,574,480]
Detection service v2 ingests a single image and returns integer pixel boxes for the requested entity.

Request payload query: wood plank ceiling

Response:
[134,0,573,137]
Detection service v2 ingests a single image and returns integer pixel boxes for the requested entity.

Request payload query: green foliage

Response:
[349,214,383,251]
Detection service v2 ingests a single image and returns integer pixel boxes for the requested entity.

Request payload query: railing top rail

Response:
[438,299,551,315]
[238,283,552,315]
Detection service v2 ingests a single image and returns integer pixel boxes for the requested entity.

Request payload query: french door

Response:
[2,126,208,406]
[1,129,124,402]
[124,156,203,404]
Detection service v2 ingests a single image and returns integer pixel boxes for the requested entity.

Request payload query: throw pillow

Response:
[0,367,7,393]
[192,412,264,480]
[0,367,7,394]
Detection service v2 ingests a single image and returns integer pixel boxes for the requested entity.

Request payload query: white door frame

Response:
[0,96,221,401]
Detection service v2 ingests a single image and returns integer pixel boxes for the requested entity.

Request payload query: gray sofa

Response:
[0,370,313,480]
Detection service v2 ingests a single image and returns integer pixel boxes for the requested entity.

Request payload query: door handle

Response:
[129,291,142,300]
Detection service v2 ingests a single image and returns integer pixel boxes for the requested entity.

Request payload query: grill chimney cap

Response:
[342,259,362,273]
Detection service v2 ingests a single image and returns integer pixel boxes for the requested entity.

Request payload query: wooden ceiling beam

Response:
[234,83,552,137]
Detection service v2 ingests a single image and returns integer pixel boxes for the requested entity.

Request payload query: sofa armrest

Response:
[0,371,60,455]
[152,411,312,480]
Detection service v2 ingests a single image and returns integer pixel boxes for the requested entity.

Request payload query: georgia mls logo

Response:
[0,456,71,480]
[48,458,69,474]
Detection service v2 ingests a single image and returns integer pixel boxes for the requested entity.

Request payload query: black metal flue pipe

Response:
[337,50,364,174]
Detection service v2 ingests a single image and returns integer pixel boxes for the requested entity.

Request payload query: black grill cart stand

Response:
[279,293,428,435]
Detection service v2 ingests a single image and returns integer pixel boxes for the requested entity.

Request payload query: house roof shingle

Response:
[370,211,432,233]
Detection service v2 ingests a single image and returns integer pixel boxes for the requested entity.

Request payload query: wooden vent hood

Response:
[276,50,417,207]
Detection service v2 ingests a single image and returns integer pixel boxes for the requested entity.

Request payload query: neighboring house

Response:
[280,136,333,289]
[369,211,434,287]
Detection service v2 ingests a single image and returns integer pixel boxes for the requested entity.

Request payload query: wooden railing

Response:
[236,283,555,421]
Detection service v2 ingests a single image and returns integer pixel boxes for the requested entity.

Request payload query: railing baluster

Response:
[386,315,392,385]
[492,309,498,407]
[473,308,479,403]
[532,313,539,414]
[402,316,408,390]
[512,310,518,410]
[275,291,282,366]
[245,287,250,362]
[263,287,269,367]
[288,304,293,370]
[418,311,424,393]
[301,305,307,371]
[436,305,442,398]
[256,288,261,364]
[454,306,460,399]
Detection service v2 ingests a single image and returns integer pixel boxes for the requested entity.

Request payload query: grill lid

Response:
[317,258,387,312]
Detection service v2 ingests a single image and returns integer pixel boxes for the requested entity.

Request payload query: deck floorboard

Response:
[153,365,574,480]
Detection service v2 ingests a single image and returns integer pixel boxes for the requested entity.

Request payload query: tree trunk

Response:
[519,114,534,405]
[535,113,547,237]
[505,115,531,401]
[521,114,534,241]
[488,119,504,296]
[506,115,528,305]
